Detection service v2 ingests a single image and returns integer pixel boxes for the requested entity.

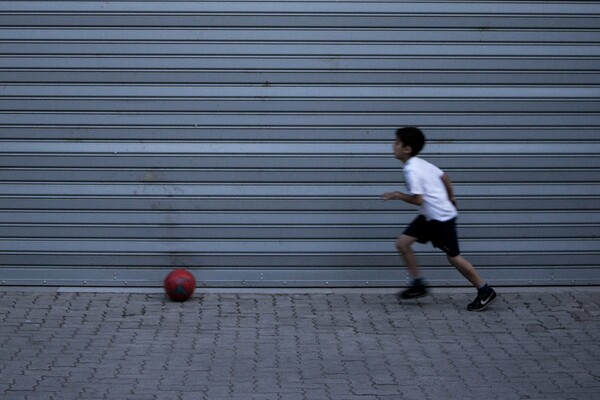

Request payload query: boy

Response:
[382,127,497,311]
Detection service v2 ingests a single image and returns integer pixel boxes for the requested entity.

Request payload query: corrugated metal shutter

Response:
[0,1,599,287]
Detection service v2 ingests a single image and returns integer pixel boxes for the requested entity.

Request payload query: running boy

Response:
[382,127,497,311]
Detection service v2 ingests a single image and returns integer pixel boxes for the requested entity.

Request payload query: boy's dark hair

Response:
[395,126,426,157]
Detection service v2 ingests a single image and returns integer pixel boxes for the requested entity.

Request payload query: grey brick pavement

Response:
[0,287,598,400]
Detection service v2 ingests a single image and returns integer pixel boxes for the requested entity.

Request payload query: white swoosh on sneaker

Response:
[480,294,495,306]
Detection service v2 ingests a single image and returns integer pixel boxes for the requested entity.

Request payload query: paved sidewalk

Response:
[0,287,598,400]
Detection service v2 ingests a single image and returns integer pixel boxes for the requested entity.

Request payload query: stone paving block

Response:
[2,392,44,400]
[25,392,61,400]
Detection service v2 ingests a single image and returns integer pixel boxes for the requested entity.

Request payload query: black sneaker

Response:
[397,283,429,300]
[467,288,497,311]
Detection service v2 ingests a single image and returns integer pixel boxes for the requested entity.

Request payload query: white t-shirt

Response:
[403,157,458,222]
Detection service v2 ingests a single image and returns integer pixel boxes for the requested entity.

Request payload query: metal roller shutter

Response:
[0,1,599,287]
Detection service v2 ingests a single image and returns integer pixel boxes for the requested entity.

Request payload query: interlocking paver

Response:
[0,288,599,399]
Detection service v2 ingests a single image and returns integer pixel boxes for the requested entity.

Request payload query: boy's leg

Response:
[446,254,484,288]
[396,234,429,299]
[396,234,420,279]
[447,254,498,311]
[433,218,487,290]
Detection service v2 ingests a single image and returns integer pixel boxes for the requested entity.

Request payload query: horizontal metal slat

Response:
[3,224,597,240]
[1,253,597,269]
[1,142,598,155]
[2,2,598,14]
[2,113,600,128]
[2,211,598,225]
[0,183,598,197]
[2,99,600,113]
[0,238,597,253]
[0,197,597,212]
[2,85,598,98]
[1,265,598,286]
[1,14,598,29]
[4,43,599,56]
[4,71,599,85]
[1,168,598,184]
[2,57,598,71]
[1,127,599,141]
[2,155,598,169]
[3,28,600,43]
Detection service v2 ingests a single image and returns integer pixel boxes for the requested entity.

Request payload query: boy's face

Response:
[393,139,412,162]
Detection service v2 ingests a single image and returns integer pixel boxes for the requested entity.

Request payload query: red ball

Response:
[164,269,196,302]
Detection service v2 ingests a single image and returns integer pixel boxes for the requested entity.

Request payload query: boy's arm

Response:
[441,173,458,208]
[382,191,423,205]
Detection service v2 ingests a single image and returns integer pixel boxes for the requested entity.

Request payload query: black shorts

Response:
[403,215,461,257]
